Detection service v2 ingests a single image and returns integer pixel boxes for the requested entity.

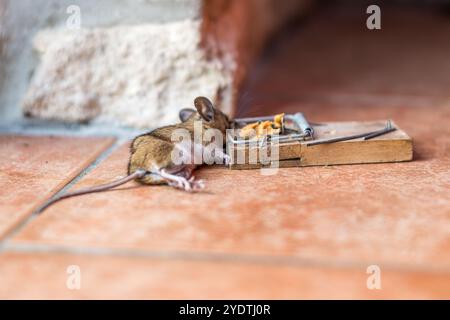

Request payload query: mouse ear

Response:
[179,108,196,122]
[194,96,215,122]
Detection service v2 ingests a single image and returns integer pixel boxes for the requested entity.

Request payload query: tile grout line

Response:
[34,137,128,212]
[0,138,127,251]
[3,241,450,276]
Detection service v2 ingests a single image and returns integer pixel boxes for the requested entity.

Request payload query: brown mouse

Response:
[38,97,230,213]
[128,96,230,190]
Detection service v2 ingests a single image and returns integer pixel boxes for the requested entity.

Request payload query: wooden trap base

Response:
[228,120,413,169]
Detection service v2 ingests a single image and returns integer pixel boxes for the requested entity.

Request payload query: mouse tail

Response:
[37,169,147,214]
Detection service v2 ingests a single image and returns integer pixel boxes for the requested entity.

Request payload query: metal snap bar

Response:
[306,121,396,147]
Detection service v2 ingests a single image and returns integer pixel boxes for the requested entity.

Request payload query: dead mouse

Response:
[39,96,230,213]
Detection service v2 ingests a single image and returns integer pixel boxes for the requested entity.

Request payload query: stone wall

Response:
[0,0,202,126]
[0,0,310,128]
[22,21,229,128]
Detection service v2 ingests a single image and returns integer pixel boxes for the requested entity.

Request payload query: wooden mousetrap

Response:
[226,113,413,169]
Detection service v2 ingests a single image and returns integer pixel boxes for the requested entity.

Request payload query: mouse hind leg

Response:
[139,172,167,185]
[159,166,204,192]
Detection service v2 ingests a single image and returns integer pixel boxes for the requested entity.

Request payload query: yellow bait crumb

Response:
[239,113,285,139]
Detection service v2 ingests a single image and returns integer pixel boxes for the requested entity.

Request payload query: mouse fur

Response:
[128,96,230,191]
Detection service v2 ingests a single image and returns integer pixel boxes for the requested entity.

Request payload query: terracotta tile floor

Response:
[1,252,448,299]
[10,142,450,271]
[1,3,450,299]
[0,135,114,238]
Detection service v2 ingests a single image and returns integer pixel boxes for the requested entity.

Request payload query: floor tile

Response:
[0,135,114,238]
[10,123,450,269]
[0,252,448,299]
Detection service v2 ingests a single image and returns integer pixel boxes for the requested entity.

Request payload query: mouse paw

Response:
[168,176,204,192]
[168,178,190,191]
[190,178,205,191]
[186,176,205,192]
